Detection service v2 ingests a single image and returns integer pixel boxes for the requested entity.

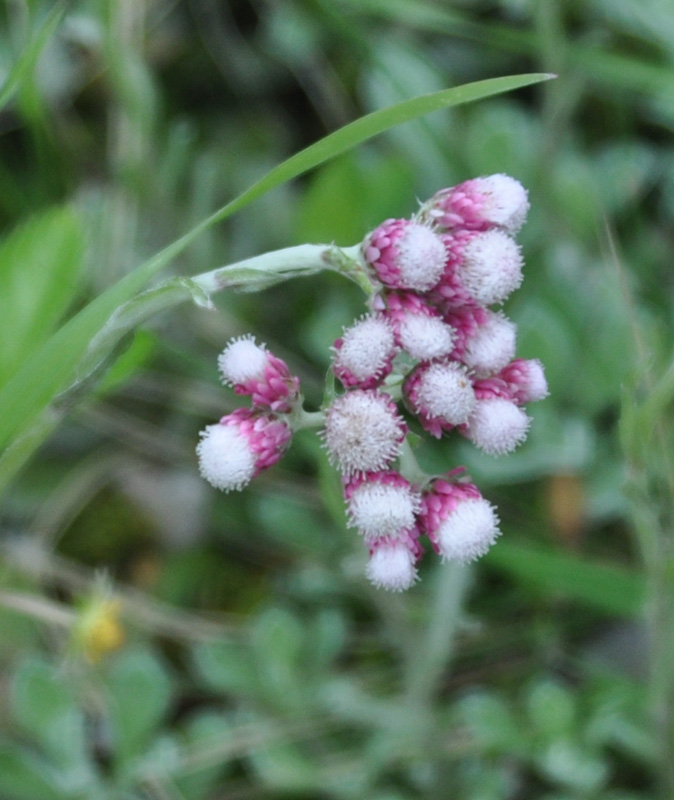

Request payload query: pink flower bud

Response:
[218,335,300,412]
[323,390,407,476]
[365,536,420,592]
[332,314,397,389]
[381,292,455,361]
[196,408,292,492]
[429,229,523,308]
[462,393,531,456]
[344,470,421,540]
[422,174,529,234]
[456,311,517,377]
[363,219,446,291]
[420,478,500,562]
[497,358,549,404]
[404,360,476,438]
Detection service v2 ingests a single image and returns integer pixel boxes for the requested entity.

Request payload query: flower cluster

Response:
[196,174,548,592]
[196,337,299,492]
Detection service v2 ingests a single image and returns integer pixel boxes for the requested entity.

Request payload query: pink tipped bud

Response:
[498,358,549,404]
[218,335,300,412]
[404,360,476,438]
[422,174,529,234]
[460,312,517,377]
[363,219,446,292]
[196,408,292,492]
[344,470,421,540]
[323,390,407,476]
[366,537,419,592]
[430,229,523,308]
[332,314,397,389]
[463,397,531,456]
[381,292,455,361]
[420,478,500,562]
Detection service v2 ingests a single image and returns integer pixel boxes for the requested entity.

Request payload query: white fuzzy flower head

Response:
[397,224,447,291]
[348,482,421,540]
[416,362,476,425]
[334,315,396,381]
[196,423,256,492]
[218,336,268,385]
[399,314,455,361]
[473,174,530,233]
[323,391,406,476]
[435,498,501,562]
[461,230,523,306]
[463,313,517,377]
[466,398,531,456]
[366,541,418,592]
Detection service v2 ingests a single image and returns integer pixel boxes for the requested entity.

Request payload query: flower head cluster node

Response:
[363,218,446,291]
[197,409,292,492]
[218,335,300,412]
[323,390,407,476]
[196,174,546,591]
[420,478,501,562]
[420,174,529,234]
[381,292,455,361]
[332,314,397,388]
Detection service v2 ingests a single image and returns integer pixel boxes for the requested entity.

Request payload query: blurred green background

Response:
[2,0,674,798]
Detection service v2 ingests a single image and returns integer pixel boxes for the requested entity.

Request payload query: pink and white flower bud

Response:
[196,408,292,492]
[218,335,300,413]
[332,314,397,389]
[344,470,421,540]
[366,536,419,592]
[498,358,549,404]
[404,360,476,439]
[381,292,455,361]
[429,229,523,309]
[458,311,517,377]
[323,390,407,476]
[462,380,531,456]
[362,219,446,292]
[420,478,500,562]
[422,174,529,234]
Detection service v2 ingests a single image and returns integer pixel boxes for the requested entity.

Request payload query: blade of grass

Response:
[0,73,554,472]
[485,538,645,618]
[0,2,67,112]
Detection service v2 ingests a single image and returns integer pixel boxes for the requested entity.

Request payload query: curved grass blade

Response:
[0,73,554,471]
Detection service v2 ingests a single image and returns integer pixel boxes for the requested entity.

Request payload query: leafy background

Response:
[1,0,673,798]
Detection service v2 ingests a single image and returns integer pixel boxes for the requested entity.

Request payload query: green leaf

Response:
[485,539,645,618]
[0,206,85,387]
[0,3,66,113]
[0,742,68,800]
[106,648,172,762]
[525,680,577,740]
[0,73,553,487]
[10,657,74,747]
[192,639,262,698]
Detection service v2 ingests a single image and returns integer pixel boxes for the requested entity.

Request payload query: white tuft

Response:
[436,498,501,562]
[366,541,417,592]
[461,230,523,306]
[348,483,420,539]
[218,336,268,385]
[396,224,446,291]
[323,391,404,475]
[463,313,517,376]
[523,359,549,402]
[399,314,455,361]
[334,316,395,380]
[474,174,530,233]
[466,398,530,456]
[416,362,476,425]
[196,423,256,491]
